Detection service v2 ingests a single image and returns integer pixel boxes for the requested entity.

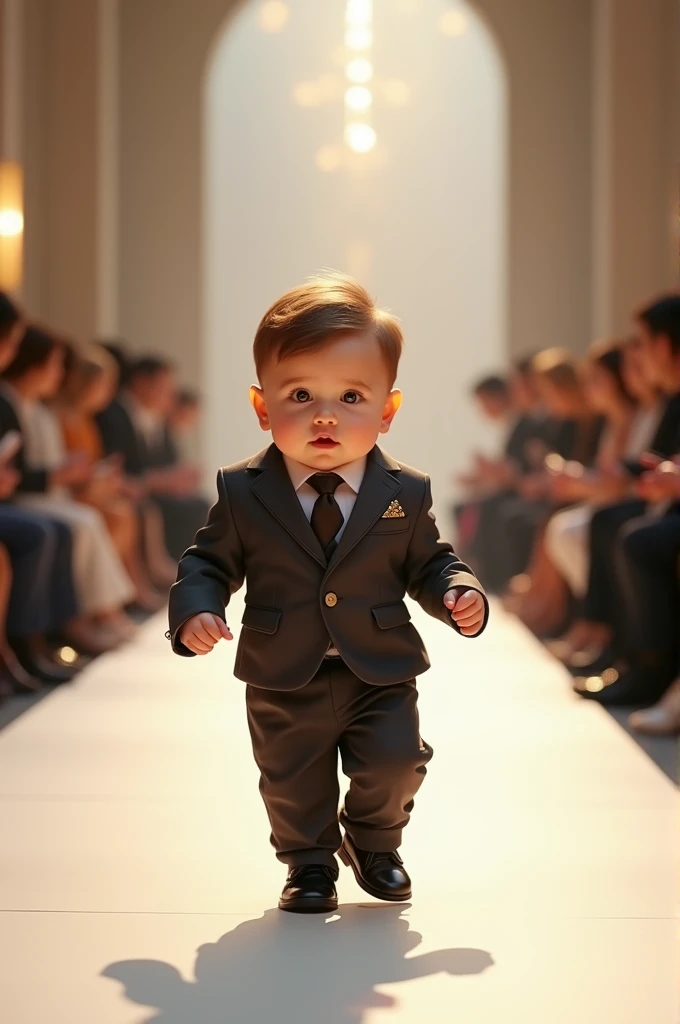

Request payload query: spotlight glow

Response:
[0,209,23,237]
[346,0,372,26]
[345,122,376,153]
[345,86,372,112]
[345,26,372,49]
[346,58,373,84]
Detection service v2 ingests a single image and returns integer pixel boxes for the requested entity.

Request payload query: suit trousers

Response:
[245,658,433,873]
[0,506,78,635]
[583,500,645,642]
[617,510,680,672]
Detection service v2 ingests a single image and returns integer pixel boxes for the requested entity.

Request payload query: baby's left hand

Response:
[443,588,486,637]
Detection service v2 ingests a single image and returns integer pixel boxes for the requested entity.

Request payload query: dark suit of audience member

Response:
[485,414,603,591]
[0,394,79,637]
[616,508,680,690]
[0,505,78,638]
[582,393,680,641]
[96,398,209,560]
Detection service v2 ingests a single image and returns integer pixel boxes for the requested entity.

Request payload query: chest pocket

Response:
[369,516,411,535]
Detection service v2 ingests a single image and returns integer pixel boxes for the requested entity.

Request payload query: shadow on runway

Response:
[102,903,494,1023]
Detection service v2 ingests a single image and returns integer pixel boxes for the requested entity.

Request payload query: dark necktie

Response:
[308,473,344,558]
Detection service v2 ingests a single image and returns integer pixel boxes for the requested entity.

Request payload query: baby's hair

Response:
[253,272,403,387]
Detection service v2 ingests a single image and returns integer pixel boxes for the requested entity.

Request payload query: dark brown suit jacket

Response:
[168,444,488,690]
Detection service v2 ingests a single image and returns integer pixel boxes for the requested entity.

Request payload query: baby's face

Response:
[250,332,401,470]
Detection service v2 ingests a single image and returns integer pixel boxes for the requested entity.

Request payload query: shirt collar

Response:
[283,453,367,495]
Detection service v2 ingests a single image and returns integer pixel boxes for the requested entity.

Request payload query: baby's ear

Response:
[249,386,270,430]
[380,389,402,433]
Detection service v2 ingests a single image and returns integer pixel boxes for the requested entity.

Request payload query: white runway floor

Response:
[1,597,677,1023]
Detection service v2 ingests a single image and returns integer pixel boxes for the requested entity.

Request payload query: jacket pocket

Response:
[369,517,411,535]
[371,601,411,629]
[241,605,282,634]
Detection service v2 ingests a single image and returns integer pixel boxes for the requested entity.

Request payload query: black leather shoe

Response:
[573,667,672,707]
[339,835,412,902]
[9,639,76,684]
[279,865,338,914]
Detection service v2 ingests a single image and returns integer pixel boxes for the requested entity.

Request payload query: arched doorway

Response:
[203,0,507,512]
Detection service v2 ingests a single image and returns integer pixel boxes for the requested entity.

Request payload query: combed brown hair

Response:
[253,273,404,386]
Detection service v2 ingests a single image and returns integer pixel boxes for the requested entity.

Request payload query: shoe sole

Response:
[278,897,338,914]
[338,845,411,902]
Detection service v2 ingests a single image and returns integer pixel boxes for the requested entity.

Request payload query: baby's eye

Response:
[291,389,312,403]
[342,390,362,404]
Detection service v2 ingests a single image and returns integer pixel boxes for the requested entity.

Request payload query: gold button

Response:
[324,592,338,608]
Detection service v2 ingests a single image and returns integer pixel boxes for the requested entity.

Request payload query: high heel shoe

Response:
[629,679,680,735]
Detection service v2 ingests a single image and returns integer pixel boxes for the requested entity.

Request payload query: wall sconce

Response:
[0,162,24,293]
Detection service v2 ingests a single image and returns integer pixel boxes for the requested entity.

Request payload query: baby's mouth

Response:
[311,436,339,448]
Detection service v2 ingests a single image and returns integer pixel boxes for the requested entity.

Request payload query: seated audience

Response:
[96,356,209,559]
[453,364,547,589]
[545,337,662,662]
[473,349,602,608]
[565,295,680,707]
[54,344,165,610]
[0,326,137,651]
[454,292,680,735]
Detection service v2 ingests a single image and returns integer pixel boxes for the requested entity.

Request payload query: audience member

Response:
[455,292,680,736]
[96,356,209,559]
[55,344,166,611]
[0,327,137,650]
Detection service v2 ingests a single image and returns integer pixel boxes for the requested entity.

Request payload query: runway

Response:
[1,597,677,1023]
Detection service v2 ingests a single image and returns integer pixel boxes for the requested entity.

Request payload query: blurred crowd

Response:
[454,293,680,737]
[0,291,208,705]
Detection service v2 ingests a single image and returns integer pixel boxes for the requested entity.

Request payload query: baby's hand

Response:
[443,588,485,637]
[180,612,233,655]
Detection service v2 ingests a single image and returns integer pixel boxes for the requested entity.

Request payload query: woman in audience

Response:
[545,338,662,664]
[0,327,137,650]
[54,344,165,610]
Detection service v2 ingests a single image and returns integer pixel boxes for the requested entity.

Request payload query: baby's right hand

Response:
[180,612,233,655]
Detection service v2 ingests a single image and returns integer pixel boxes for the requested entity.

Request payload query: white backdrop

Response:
[204,0,506,529]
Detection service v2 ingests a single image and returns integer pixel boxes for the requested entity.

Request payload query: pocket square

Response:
[381,499,406,519]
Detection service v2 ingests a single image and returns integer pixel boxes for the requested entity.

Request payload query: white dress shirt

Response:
[120,392,165,452]
[284,454,367,658]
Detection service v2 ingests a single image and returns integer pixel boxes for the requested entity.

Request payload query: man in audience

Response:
[454,363,546,590]
[96,356,208,559]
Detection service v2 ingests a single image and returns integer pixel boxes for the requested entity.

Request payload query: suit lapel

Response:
[248,444,327,567]
[328,446,401,571]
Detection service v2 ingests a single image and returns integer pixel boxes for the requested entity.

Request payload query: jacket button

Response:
[324,592,338,607]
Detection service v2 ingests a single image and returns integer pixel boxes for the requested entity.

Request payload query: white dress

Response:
[545,403,664,598]
[12,393,136,616]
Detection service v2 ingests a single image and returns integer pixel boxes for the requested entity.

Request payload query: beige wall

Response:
[475,0,594,354]
[593,0,680,336]
[10,0,680,367]
[117,0,596,379]
[16,0,101,339]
